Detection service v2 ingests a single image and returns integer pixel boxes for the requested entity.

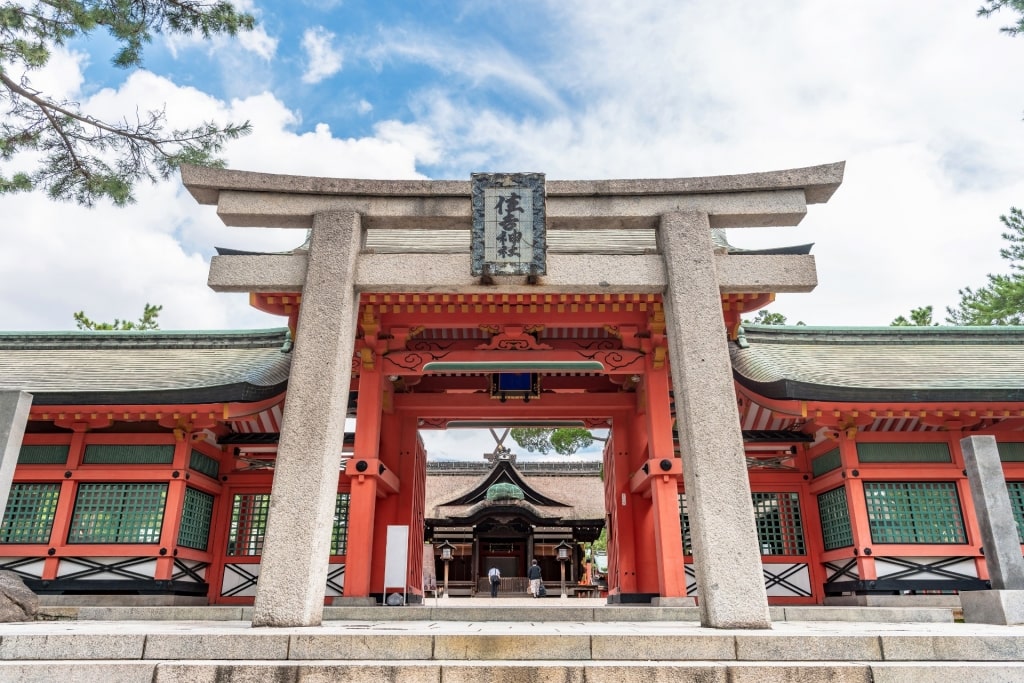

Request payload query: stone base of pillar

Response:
[606,592,659,605]
[824,594,961,608]
[961,590,1024,625]
[651,597,697,607]
[330,597,378,607]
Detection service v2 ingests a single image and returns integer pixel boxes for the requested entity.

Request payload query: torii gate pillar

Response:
[660,212,772,629]
[251,211,361,627]
[0,391,33,528]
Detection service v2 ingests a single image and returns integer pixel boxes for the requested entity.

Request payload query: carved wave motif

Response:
[576,348,644,371]
[575,340,618,351]
[383,345,453,372]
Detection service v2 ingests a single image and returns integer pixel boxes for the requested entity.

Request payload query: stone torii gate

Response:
[182,162,844,629]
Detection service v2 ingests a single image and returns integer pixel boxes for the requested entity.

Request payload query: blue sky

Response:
[4,0,1024,459]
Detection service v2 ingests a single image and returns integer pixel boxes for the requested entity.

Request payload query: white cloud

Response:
[23,48,87,100]
[357,99,373,114]
[301,0,345,9]
[162,1,277,86]
[301,26,343,84]
[361,29,563,110]
[0,55,433,332]
[392,0,1024,326]
[238,26,279,61]
[165,24,277,62]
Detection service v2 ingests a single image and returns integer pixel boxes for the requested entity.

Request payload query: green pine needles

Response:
[0,1,254,206]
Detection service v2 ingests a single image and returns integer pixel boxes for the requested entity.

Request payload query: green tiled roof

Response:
[0,329,291,405]
[732,325,1024,402]
[5,323,1023,408]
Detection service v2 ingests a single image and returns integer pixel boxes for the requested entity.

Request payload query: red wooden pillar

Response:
[604,410,639,595]
[375,413,425,599]
[838,433,876,583]
[601,437,620,595]
[342,367,384,598]
[400,417,426,598]
[622,408,658,595]
[155,435,191,581]
[368,410,406,594]
[43,428,87,580]
[639,364,687,598]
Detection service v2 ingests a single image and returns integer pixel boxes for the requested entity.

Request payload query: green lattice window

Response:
[177,488,214,551]
[189,450,220,478]
[752,492,806,555]
[679,491,804,556]
[331,493,351,555]
[864,481,966,544]
[812,448,841,477]
[18,444,69,465]
[227,493,270,556]
[1007,482,1024,544]
[83,444,174,465]
[678,493,692,556]
[0,483,60,544]
[817,486,854,550]
[68,483,168,544]
[999,443,1024,463]
[857,443,951,464]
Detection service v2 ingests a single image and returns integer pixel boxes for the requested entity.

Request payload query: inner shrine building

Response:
[1,162,1023,630]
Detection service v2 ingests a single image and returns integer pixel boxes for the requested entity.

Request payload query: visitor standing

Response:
[488,566,501,597]
[527,559,543,598]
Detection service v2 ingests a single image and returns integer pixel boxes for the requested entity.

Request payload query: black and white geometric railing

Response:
[685,561,812,598]
[824,555,988,594]
[221,562,346,598]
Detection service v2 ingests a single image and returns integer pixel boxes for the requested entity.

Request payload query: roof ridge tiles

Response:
[740,324,1024,345]
[0,328,290,351]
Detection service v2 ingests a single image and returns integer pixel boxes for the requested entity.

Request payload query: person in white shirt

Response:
[487,566,501,597]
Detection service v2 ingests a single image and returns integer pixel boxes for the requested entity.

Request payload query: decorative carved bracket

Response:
[476,326,552,351]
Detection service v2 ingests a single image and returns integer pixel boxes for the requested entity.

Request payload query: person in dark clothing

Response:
[527,559,543,598]
[488,566,501,597]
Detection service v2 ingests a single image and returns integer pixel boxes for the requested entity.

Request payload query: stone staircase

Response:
[2,603,1023,682]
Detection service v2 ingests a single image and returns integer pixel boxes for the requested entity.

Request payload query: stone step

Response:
[3,624,1022,661]
[37,603,957,624]
[5,614,1018,682]
[3,660,1024,683]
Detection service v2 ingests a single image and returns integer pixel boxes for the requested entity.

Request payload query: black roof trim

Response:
[742,430,814,443]
[731,243,814,256]
[733,372,1024,403]
[219,431,356,446]
[28,382,289,406]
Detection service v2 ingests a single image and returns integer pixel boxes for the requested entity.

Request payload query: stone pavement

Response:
[2,602,1023,682]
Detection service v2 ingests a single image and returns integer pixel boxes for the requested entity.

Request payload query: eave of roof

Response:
[0,328,292,405]
[732,325,1024,402]
[442,459,569,508]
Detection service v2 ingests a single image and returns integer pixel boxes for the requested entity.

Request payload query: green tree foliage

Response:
[745,310,788,325]
[978,1,1024,36]
[74,302,162,330]
[591,528,607,553]
[890,305,937,326]
[742,309,806,325]
[509,427,601,456]
[946,208,1024,325]
[1,1,254,206]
